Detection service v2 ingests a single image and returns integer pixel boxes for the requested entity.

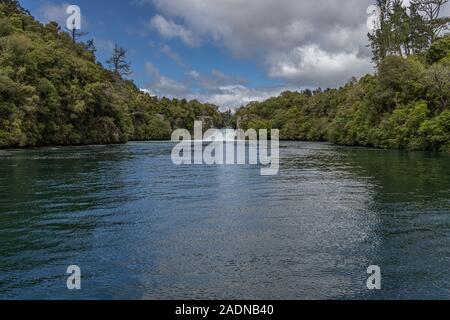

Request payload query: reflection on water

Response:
[0,142,449,299]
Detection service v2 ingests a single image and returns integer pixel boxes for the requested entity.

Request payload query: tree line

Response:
[1,0,449,151]
[235,0,450,152]
[0,0,228,148]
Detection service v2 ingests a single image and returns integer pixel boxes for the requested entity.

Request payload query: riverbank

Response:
[1,137,450,153]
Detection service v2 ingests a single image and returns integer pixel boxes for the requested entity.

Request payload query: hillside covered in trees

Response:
[0,0,227,148]
[236,0,450,152]
[1,0,449,152]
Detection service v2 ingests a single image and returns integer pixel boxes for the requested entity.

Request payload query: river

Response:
[0,142,449,299]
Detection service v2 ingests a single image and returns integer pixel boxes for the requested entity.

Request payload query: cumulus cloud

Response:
[36,1,71,26]
[160,44,186,67]
[142,63,286,109]
[186,85,295,109]
[188,69,248,90]
[266,45,373,87]
[149,15,200,47]
[144,62,190,96]
[36,1,89,29]
[146,0,376,86]
[139,0,450,107]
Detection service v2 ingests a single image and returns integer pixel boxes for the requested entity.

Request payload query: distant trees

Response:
[107,44,131,77]
[368,0,449,63]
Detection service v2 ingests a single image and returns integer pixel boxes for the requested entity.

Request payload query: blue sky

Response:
[21,0,448,110]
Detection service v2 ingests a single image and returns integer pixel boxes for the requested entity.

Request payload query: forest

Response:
[235,0,450,152]
[0,0,449,151]
[0,0,227,148]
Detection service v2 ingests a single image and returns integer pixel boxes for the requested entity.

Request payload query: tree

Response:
[413,0,447,21]
[408,2,431,54]
[368,0,394,63]
[0,3,227,149]
[426,35,450,63]
[68,28,88,44]
[369,0,449,63]
[390,0,410,56]
[65,17,88,44]
[107,44,131,77]
[411,0,450,42]
[0,0,29,14]
[85,39,97,54]
[424,62,450,109]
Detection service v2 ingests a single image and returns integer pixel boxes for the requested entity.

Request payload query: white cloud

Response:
[36,1,89,29]
[160,44,186,67]
[95,39,115,51]
[146,0,375,86]
[188,70,200,78]
[36,1,70,26]
[149,15,200,47]
[186,85,295,110]
[143,63,294,110]
[144,62,190,96]
[139,0,450,107]
[266,45,373,87]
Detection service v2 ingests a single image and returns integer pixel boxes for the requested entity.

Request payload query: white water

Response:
[203,128,237,142]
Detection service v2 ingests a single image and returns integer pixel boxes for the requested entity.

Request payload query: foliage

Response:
[368,0,449,64]
[1,1,448,153]
[235,45,449,151]
[235,2,449,152]
[0,2,227,148]
[426,35,450,63]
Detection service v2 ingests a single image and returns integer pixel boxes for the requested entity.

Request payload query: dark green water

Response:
[0,142,449,299]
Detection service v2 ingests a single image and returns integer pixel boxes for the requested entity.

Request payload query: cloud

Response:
[149,15,200,47]
[186,85,295,110]
[95,39,115,51]
[139,0,450,107]
[187,69,248,91]
[188,70,200,78]
[160,44,186,67]
[36,1,71,26]
[144,62,190,96]
[146,0,377,86]
[266,45,373,87]
[143,63,293,110]
[36,1,89,29]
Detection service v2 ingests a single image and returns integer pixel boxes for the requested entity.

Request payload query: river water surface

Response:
[0,142,449,299]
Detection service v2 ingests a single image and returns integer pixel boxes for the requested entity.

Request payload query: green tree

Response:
[426,35,450,63]
[411,0,450,43]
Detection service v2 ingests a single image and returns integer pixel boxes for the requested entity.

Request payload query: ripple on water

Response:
[0,142,449,299]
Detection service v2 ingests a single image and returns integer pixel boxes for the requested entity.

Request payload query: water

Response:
[0,142,449,300]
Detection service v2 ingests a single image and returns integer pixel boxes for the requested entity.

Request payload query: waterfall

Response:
[203,128,236,142]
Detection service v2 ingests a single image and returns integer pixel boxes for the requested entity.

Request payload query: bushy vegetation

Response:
[236,0,450,152]
[1,0,448,152]
[236,48,449,151]
[0,1,226,148]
